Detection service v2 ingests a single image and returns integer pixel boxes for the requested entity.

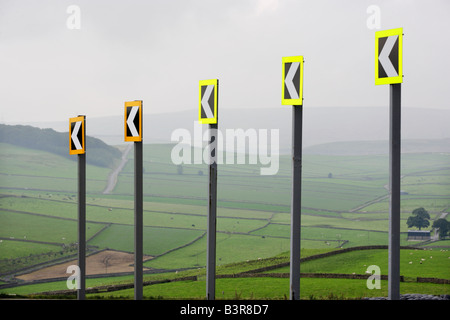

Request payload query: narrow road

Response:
[102,144,133,194]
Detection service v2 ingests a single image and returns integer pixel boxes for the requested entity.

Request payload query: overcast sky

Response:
[0,0,449,123]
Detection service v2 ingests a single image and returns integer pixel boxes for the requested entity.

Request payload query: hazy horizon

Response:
[2,106,449,154]
[1,0,449,124]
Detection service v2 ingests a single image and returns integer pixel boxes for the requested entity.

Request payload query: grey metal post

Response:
[134,141,143,300]
[290,105,302,300]
[388,83,401,300]
[206,124,218,300]
[77,116,86,300]
[206,80,219,300]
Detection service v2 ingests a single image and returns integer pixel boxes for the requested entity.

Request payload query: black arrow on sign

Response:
[126,106,140,137]
[378,35,399,78]
[284,62,300,100]
[71,121,83,150]
[201,84,215,119]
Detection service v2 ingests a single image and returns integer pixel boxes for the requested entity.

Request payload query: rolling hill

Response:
[0,124,121,168]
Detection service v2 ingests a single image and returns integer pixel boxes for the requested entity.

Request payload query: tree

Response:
[406,207,431,230]
[102,255,112,274]
[432,218,450,240]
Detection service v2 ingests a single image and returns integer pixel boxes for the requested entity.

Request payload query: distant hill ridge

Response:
[0,124,121,168]
[12,106,449,149]
[303,139,450,155]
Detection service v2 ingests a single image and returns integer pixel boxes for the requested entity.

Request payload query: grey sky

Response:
[0,0,449,123]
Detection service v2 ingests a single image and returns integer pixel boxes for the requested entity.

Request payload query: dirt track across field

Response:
[16,250,152,281]
[102,144,132,194]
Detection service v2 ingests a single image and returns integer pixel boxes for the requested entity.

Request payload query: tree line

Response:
[407,207,449,240]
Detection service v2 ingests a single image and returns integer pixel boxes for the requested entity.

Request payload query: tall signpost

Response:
[282,56,304,300]
[124,100,143,300]
[375,28,403,300]
[69,115,86,300]
[199,79,219,300]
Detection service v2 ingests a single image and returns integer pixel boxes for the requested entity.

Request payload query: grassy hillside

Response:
[0,139,448,299]
[0,124,121,168]
[0,143,111,193]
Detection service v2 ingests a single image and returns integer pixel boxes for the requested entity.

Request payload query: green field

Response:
[1,248,448,299]
[0,141,449,299]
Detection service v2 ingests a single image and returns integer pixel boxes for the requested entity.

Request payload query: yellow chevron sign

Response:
[282,56,303,105]
[375,28,403,85]
[199,79,218,124]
